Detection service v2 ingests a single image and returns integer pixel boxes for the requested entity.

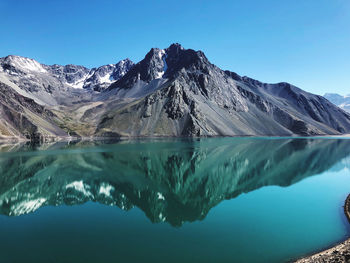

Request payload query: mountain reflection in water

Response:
[0,138,349,226]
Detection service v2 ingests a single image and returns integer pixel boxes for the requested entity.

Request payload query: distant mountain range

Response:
[324,93,350,113]
[1,43,350,141]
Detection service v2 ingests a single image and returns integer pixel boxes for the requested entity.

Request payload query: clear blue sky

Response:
[1,0,349,95]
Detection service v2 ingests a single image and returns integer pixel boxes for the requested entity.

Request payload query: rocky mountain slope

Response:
[1,44,350,139]
[0,138,349,225]
[0,55,134,106]
[0,81,68,141]
[324,93,350,113]
[82,59,134,91]
[93,44,350,137]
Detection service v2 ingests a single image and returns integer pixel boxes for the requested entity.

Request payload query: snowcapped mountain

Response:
[1,55,47,73]
[0,55,134,106]
[45,63,91,89]
[83,59,134,91]
[1,43,350,140]
[97,44,350,137]
[324,93,350,113]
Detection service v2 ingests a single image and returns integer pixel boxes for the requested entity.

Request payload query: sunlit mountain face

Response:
[2,45,350,141]
[1,138,349,226]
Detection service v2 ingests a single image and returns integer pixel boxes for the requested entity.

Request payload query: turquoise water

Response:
[0,138,349,262]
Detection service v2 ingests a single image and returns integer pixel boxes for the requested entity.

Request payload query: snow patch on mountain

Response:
[99,73,114,84]
[155,49,167,79]
[82,59,134,91]
[66,77,87,89]
[3,55,47,73]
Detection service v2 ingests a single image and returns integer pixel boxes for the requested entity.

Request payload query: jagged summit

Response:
[107,43,212,92]
[98,44,350,137]
[1,43,350,140]
[0,54,135,107]
[1,55,47,74]
[83,58,134,91]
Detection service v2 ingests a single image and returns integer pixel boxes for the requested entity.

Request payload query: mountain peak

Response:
[82,58,134,91]
[117,58,133,65]
[167,43,184,51]
[1,44,350,139]
[144,47,166,60]
[107,44,212,91]
[1,55,47,73]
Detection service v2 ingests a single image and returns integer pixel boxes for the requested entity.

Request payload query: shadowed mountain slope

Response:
[1,44,350,138]
[97,44,350,137]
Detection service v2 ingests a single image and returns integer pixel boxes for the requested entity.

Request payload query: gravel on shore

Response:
[295,195,350,263]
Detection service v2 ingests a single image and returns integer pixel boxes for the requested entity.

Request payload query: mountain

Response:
[0,55,134,106]
[0,81,68,141]
[96,44,350,137]
[1,44,350,140]
[0,55,134,139]
[324,93,350,113]
[0,138,349,226]
[82,59,134,91]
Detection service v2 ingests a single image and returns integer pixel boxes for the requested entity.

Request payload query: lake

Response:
[0,137,349,263]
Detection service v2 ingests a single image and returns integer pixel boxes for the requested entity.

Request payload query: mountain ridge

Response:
[324,93,350,113]
[96,44,350,137]
[1,43,350,140]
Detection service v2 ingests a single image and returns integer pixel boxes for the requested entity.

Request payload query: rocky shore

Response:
[295,195,350,263]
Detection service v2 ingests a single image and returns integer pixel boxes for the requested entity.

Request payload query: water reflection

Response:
[0,138,349,226]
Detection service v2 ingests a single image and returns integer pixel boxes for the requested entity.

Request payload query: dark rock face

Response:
[108,43,211,92]
[98,44,350,137]
[1,44,350,138]
[108,49,167,90]
[46,64,90,87]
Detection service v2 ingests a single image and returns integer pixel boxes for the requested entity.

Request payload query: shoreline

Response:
[295,194,350,262]
[1,134,350,144]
